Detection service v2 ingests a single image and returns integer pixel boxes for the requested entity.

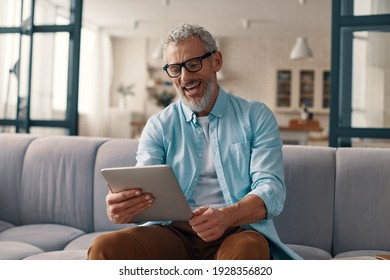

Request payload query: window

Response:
[329,0,390,147]
[0,0,82,135]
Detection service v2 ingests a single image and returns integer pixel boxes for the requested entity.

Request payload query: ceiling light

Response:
[289,36,313,60]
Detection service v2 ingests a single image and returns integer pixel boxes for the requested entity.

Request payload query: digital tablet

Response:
[100,165,193,222]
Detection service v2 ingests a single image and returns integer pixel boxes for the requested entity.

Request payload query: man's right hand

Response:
[106,186,154,224]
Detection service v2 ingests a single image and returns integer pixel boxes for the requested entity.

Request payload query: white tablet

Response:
[100,165,193,222]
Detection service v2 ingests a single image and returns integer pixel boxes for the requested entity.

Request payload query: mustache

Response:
[175,78,215,113]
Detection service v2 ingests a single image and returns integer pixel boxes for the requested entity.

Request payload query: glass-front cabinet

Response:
[275,68,330,113]
[276,70,292,107]
[299,70,315,108]
[322,71,331,108]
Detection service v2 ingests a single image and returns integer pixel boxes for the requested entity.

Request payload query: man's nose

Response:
[180,66,193,81]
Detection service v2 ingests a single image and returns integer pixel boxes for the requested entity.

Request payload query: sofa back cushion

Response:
[274,145,336,254]
[19,136,105,232]
[0,134,36,226]
[93,138,139,232]
[333,147,390,255]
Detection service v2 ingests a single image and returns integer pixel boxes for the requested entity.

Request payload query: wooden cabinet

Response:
[276,68,330,113]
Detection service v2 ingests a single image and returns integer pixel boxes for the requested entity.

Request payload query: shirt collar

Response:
[181,87,228,124]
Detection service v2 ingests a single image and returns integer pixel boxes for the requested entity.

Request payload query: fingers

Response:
[106,189,143,204]
[189,206,211,227]
[108,201,151,224]
[192,206,209,217]
[106,189,154,224]
[194,228,220,242]
[189,207,226,242]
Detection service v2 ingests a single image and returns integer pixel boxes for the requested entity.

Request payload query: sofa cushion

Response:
[0,224,85,252]
[64,231,113,250]
[24,249,87,260]
[0,133,36,225]
[19,136,106,232]
[0,220,14,233]
[333,148,390,256]
[0,241,43,260]
[274,145,336,257]
[286,244,332,260]
[93,139,139,232]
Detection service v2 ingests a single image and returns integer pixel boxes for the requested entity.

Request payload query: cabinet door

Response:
[322,70,331,109]
[299,70,315,108]
[276,70,292,107]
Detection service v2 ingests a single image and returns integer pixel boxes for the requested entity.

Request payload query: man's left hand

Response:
[189,206,230,242]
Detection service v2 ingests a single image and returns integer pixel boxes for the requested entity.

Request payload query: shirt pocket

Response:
[229,142,251,178]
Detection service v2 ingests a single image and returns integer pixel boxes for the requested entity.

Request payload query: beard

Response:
[175,78,215,113]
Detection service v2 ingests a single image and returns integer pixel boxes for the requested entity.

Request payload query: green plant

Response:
[117,83,135,97]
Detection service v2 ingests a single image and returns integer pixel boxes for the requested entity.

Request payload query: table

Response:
[279,119,323,145]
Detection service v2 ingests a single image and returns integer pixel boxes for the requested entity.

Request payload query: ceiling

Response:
[81,0,332,38]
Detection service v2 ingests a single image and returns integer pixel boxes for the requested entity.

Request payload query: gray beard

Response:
[176,79,215,113]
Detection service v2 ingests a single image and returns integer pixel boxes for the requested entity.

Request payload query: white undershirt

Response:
[188,116,226,210]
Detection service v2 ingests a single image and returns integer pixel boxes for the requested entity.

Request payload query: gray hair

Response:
[163,23,217,61]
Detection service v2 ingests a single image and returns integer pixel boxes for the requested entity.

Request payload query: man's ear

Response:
[213,51,223,72]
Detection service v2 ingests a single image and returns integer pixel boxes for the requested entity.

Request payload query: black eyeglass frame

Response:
[163,50,216,78]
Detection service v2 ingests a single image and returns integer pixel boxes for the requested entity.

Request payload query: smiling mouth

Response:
[183,81,201,95]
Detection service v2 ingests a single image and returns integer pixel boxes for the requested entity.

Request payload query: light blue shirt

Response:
[136,87,302,260]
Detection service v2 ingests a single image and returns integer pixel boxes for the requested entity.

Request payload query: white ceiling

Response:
[82,0,332,38]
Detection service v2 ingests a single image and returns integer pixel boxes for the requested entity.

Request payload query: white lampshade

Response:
[289,37,313,60]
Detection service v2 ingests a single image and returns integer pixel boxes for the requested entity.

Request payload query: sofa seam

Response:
[330,147,338,258]
[90,137,111,233]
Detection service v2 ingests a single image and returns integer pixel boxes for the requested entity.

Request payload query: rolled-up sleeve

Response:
[136,116,165,166]
[248,104,285,220]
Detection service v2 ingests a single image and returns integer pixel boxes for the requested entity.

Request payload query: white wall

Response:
[107,37,149,138]
[111,37,148,112]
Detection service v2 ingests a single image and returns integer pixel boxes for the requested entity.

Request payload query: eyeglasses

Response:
[163,50,216,78]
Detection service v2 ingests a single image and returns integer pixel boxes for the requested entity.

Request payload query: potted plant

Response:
[117,83,135,108]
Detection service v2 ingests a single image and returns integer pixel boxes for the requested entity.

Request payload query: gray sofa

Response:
[1,133,390,260]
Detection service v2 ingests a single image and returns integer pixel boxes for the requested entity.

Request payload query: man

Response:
[88,23,301,260]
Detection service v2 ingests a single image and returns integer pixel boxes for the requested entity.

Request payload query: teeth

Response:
[185,82,200,93]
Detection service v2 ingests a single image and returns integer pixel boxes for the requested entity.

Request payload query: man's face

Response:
[164,37,222,115]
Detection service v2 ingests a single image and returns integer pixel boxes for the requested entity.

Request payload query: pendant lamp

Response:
[289,36,313,60]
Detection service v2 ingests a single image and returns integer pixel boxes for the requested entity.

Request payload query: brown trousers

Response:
[88,221,269,260]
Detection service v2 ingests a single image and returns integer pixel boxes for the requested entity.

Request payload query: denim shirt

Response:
[136,87,302,260]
